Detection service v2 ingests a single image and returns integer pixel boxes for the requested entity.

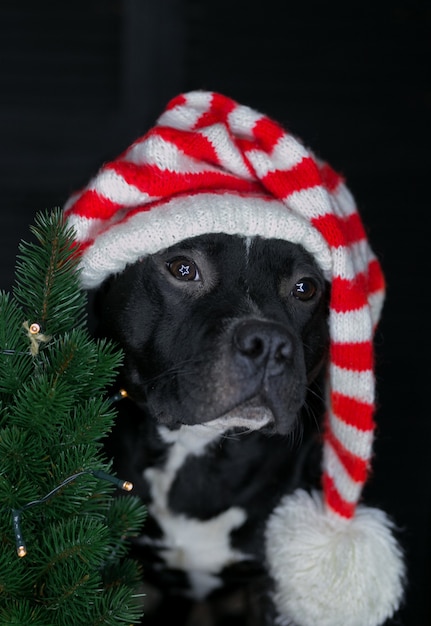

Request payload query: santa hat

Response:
[64,90,405,626]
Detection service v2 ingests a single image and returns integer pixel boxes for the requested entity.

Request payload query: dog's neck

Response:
[142,421,255,599]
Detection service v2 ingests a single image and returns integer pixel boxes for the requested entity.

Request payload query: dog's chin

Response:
[145,389,300,435]
[202,397,296,436]
[207,404,273,432]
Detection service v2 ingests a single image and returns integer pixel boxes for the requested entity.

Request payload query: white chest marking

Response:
[143,422,250,599]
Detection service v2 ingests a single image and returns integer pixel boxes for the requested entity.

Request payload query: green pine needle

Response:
[0,600,51,626]
[87,584,145,626]
[13,208,86,335]
[0,209,146,624]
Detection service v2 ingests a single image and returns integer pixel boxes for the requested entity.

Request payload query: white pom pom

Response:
[265,490,405,626]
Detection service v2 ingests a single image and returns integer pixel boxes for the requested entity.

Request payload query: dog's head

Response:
[95,233,329,436]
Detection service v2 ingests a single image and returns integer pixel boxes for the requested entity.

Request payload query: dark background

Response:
[0,2,429,624]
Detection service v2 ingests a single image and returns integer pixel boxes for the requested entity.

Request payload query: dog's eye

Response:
[291,278,317,301]
[167,257,200,281]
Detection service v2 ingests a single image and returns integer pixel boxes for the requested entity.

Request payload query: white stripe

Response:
[331,239,373,281]
[88,169,153,206]
[156,93,210,131]
[245,135,307,178]
[330,362,375,404]
[312,155,357,218]
[329,307,373,344]
[66,214,103,242]
[284,186,333,221]
[369,288,385,327]
[198,124,252,179]
[332,182,357,218]
[323,441,363,504]
[227,104,264,138]
[184,90,214,111]
[124,134,188,168]
[275,134,310,165]
[124,134,223,175]
[328,411,374,460]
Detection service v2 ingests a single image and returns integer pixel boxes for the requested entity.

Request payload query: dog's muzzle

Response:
[212,319,306,435]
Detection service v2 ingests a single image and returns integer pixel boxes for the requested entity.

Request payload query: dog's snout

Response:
[233,320,293,376]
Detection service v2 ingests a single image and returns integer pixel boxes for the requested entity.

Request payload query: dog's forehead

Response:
[155,233,321,272]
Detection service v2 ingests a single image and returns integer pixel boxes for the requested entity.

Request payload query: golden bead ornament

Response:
[23,321,52,356]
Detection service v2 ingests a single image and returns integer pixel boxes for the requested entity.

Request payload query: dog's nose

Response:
[233,320,293,376]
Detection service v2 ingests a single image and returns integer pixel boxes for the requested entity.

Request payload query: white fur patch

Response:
[142,421,259,599]
[265,489,405,626]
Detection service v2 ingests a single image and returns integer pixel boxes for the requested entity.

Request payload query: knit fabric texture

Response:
[64,90,386,522]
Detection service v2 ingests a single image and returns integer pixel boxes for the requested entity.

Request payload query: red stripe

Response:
[325,428,370,482]
[67,167,262,220]
[252,116,285,152]
[331,390,375,431]
[323,473,355,519]
[164,93,187,111]
[193,92,236,130]
[261,156,322,199]
[319,162,344,191]
[312,212,366,248]
[369,258,385,295]
[331,262,384,314]
[331,273,369,312]
[72,238,93,253]
[67,189,124,220]
[108,161,261,198]
[331,341,374,371]
[148,126,221,166]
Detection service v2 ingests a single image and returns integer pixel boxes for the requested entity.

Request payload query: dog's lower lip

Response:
[215,395,299,436]
[206,396,274,430]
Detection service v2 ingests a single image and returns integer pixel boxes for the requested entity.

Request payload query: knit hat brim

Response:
[68,191,332,289]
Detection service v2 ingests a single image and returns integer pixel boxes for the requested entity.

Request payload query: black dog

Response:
[96,232,329,625]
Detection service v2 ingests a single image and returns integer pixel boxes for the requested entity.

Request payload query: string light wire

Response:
[9,469,133,557]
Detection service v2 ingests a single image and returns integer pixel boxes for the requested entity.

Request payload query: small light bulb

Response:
[17,545,27,558]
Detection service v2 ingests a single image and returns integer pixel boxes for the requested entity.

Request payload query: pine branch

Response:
[0,209,146,624]
[13,208,86,335]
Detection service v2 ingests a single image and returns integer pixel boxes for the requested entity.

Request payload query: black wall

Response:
[0,2,429,624]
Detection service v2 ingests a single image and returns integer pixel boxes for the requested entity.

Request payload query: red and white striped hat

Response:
[64,91,404,626]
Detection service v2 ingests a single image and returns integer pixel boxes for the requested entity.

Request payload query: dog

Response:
[95,231,329,625]
[65,91,404,626]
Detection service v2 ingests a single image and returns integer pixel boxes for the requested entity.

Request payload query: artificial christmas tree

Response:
[0,209,147,625]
